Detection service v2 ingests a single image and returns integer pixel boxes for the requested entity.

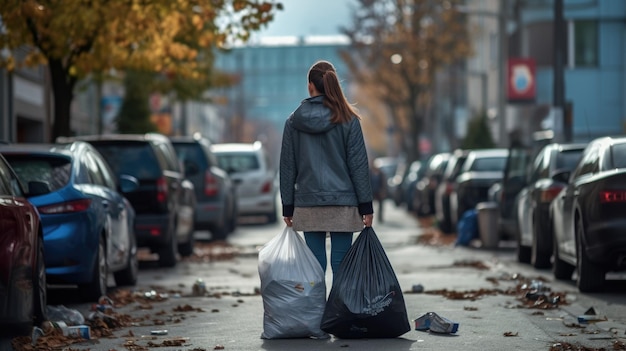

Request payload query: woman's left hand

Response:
[363,214,373,227]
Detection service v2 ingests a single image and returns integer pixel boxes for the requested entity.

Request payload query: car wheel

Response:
[531,211,552,269]
[575,216,605,292]
[158,234,178,268]
[178,220,195,257]
[79,236,108,301]
[114,238,138,286]
[33,236,47,327]
[552,232,574,280]
[158,219,178,267]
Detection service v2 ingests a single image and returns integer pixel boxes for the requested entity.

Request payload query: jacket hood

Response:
[289,95,336,134]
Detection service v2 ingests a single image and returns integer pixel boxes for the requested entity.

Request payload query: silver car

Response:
[212,142,278,223]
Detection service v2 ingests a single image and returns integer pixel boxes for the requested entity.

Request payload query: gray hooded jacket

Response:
[280,95,373,217]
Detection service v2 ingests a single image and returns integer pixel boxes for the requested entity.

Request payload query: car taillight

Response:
[599,190,626,203]
[260,180,272,194]
[204,171,219,196]
[156,177,168,203]
[540,186,564,203]
[38,199,92,214]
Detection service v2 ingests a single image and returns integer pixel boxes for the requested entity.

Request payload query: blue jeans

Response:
[304,231,353,273]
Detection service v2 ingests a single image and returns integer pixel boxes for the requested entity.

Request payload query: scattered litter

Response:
[414,312,459,334]
[192,278,207,296]
[452,260,490,270]
[577,307,608,324]
[151,329,168,335]
[411,284,424,293]
[214,344,226,350]
[463,306,478,311]
[46,305,85,325]
[503,331,518,337]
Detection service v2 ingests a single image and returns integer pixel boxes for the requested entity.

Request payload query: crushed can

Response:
[192,278,207,296]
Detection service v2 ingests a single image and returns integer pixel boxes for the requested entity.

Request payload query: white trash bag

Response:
[258,226,327,339]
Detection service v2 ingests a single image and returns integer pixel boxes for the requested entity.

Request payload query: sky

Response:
[252,0,356,38]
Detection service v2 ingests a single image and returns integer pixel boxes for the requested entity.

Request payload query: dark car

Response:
[0,154,46,334]
[413,153,451,217]
[64,133,193,267]
[450,149,508,225]
[1,142,139,301]
[434,149,469,233]
[515,143,585,268]
[171,135,238,240]
[551,136,626,292]
[396,160,425,211]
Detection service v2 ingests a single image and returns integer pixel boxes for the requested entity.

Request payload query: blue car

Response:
[0,142,139,301]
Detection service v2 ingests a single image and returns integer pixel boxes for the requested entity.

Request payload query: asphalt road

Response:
[2,201,626,351]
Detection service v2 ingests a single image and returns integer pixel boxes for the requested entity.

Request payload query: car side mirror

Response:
[552,170,571,184]
[27,181,50,196]
[119,174,140,193]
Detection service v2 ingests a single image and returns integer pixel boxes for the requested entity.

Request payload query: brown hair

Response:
[308,60,360,123]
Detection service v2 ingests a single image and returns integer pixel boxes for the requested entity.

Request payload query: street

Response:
[3,201,626,351]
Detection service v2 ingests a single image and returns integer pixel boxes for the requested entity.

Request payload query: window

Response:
[569,20,598,67]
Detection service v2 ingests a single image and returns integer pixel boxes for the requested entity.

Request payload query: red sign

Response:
[507,58,536,102]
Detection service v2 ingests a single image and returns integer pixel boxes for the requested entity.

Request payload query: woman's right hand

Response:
[363,214,373,227]
[284,217,293,227]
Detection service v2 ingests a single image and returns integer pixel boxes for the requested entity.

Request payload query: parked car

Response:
[515,143,586,268]
[212,141,278,223]
[497,131,554,244]
[0,154,47,334]
[413,152,451,216]
[450,149,508,225]
[373,156,402,201]
[63,133,193,267]
[551,136,626,292]
[435,149,469,233]
[171,135,238,240]
[0,142,139,301]
[396,160,425,211]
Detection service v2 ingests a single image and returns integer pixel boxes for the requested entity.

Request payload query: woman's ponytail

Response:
[308,60,360,123]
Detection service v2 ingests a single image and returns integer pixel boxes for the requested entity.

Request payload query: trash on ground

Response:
[503,331,518,337]
[452,259,490,270]
[577,307,608,324]
[414,312,459,334]
[151,329,168,335]
[411,284,424,293]
[46,305,85,325]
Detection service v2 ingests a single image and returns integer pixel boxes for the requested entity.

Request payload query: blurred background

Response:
[1,0,624,167]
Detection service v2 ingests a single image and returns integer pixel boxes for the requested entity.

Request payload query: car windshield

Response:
[216,153,259,173]
[556,149,583,170]
[92,143,161,179]
[470,156,507,172]
[5,155,71,192]
[173,143,206,167]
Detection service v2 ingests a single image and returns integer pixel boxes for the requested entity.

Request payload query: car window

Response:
[610,143,626,169]
[173,143,208,168]
[93,143,162,179]
[90,150,117,189]
[555,149,584,170]
[156,142,180,172]
[469,156,507,172]
[0,157,15,195]
[6,156,71,192]
[216,153,260,173]
[529,152,545,182]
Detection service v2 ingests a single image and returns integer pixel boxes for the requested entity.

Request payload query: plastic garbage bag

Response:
[258,226,327,339]
[46,305,85,326]
[321,226,411,339]
[456,209,478,246]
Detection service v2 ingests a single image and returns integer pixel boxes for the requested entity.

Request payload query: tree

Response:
[116,70,157,134]
[0,0,282,141]
[461,112,495,150]
[341,0,471,163]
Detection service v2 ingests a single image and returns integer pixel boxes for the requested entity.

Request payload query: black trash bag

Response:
[321,227,411,339]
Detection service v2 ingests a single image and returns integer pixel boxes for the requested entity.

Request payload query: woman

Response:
[280,60,374,274]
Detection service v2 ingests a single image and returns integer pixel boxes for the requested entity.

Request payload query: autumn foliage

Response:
[0,0,282,140]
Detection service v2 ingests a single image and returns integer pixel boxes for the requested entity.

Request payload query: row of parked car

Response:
[0,133,278,334]
[385,135,626,293]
